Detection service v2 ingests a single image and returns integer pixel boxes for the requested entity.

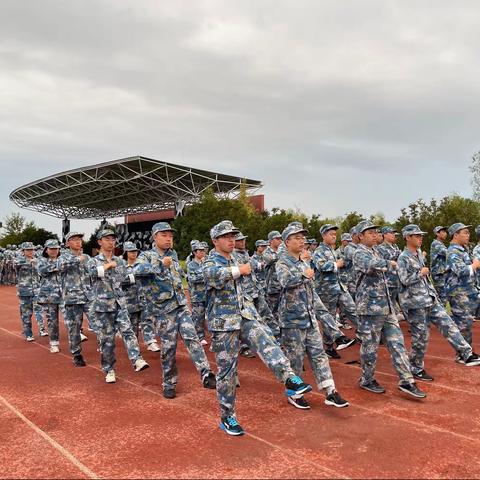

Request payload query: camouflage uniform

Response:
[187,249,207,341]
[472,226,480,319]
[445,224,479,345]
[353,223,415,387]
[134,224,212,390]
[397,225,474,373]
[430,229,448,305]
[204,222,296,419]
[335,233,352,286]
[88,249,144,373]
[343,239,358,300]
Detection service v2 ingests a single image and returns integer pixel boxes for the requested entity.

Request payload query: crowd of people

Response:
[2,218,480,436]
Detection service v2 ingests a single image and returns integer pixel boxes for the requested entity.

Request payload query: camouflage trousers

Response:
[19,296,34,338]
[407,304,473,374]
[347,281,356,301]
[33,302,45,331]
[448,291,478,346]
[154,305,211,389]
[357,314,413,386]
[94,308,141,373]
[388,286,404,317]
[314,296,343,346]
[39,303,60,345]
[281,321,335,392]
[191,301,206,340]
[254,292,277,337]
[320,290,358,328]
[139,306,157,345]
[63,304,85,356]
[211,318,294,418]
[432,275,447,306]
[265,293,281,337]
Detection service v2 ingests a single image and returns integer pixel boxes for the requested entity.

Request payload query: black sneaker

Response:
[285,376,312,397]
[325,390,349,408]
[220,415,245,436]
[465,353,480,367]
[240,346,256,358]
[325,347,341,359]
[287,395,311,409]
[335,336,356,351]
[73,354,86,367]
[360,379,386,394]
[163,387,176,399]
[413,369,434,382]
[202,371,217,389]
[398,382,427,398]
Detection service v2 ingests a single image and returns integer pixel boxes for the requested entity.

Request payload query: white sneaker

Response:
[105,370,116,383]
[134,357,150,372]
[200,339,208,346]
[39,330,49,337]
[80,332,88,342]
[26,336,35,342]
[147,341,161,352]
[50,345,60,353]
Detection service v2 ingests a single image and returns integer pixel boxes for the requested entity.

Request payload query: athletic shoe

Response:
[340,323,352,330]
[147,341,161,352]
[134,357,149,372]
[285,375,312,397]
[325,391,349,408]
[465,353,480,367]
[26,336,35,342]
[219,415,245,436]
[73,354,86,367]
[163,387,176,399]
[49,345,60,353]
[398,382,426,398]
[200,339,208,346]
[413,369,434,382]
[287,395,311,410]
[39,329,48,337]
[325,347,341,359]
[80,332,88,342]
[105,370,116,383]
[455,354,466,364]
[202,371,216,389]
[360,379,386,394]
[240,346,255,358]
[335,336,356,351]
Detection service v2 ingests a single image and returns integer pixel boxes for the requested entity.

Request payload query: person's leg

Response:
[19,296,33,339]
[405,308,429,375]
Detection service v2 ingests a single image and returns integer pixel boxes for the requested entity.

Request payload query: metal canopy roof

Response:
[10,156,263,219]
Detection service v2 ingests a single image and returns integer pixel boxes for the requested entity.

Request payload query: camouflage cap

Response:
[65,231,84,242]
[44,239,61,248]
[475,225,480,236]
[235,232,248,241]
[123,241,139,253]
[319,224,338,236]
[287,221,303,229]
[267,230,282,242]
[201,241,209,249]
[433,225,447,235]
[356,220,380,234]
[281,224,308,242]
[191,240,206,251]
[341,233,352,242]
[309,238,318,244]
[210,220,240,239]
[20,242,35,250]
[448,223,471,236]
[152,222,176,236]
[379,226,398,234]
[96,229,116,240]
[255,239,268,248]
[401,224,427,237]
[349,226,359,236]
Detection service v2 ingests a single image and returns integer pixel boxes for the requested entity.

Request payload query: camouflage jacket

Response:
[233,249,259,299]
[133,247,187,314]
[88,253,128,313]
[430,239,447,277]
[58,251,92,305]
[251,252,267,292]
[353,244,393,315]
[312,243,345,297]
[334,246,349,285]
[276,252,316,329]
[263,246,282,295]
[445,244,478,296]
[343,242,358,292]
[120,263,145,313]
[376,242,400,289]
[14,255,39,297]
[187,258,206,304]
[203,250,256,332]
[397,248,437,310]
[472,244,480,287]
[36,257,62,304]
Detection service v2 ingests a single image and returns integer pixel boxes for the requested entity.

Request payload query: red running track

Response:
[1,285,480,479]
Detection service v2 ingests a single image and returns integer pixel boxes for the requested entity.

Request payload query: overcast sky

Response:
[1,0,479,237]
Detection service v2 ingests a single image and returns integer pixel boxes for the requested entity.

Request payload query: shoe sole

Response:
[285,384,313,397]
[287,397,311,410]
[413,376,434,382]
[398,386,426,398]
[465,360,480,367]
[219,423,245,436]
[106,379,116,383]
[336,339,356,351]
[135,363,150,372]
[324,399,350,408]
[359,385,385,394]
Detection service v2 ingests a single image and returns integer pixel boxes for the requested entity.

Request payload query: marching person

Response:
[430,226,448,306]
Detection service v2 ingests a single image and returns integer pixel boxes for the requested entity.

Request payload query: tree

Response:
[0,214,58,247]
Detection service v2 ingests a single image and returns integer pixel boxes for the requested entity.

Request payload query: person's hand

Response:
[336,259,345,268]
[105,261,117,270]
[473,258,480,270]
[390,261,397,269]
[304,268,314,279]
[239,263,251,275]
[301,250,311,262]
[420,267,430,277]
[162,257,173,268]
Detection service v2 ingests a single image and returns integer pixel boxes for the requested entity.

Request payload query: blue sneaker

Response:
[285,375,312,397]
[219,415,245,436]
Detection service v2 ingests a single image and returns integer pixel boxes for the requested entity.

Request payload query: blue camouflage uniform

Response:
[445,223,479,345]
[353,222,415,387]
[133,222,213,392]
[430,226,448,305]
[343,229,359,300]
[398,225,475,374]
[187,241,207,341]
[472,225,480,319]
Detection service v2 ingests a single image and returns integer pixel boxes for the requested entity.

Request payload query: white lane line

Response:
[0,394,99,479]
